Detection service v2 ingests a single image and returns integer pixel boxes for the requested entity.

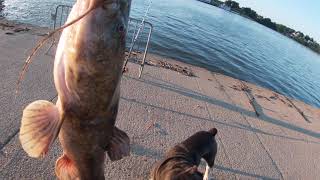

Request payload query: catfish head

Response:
[65,0,132,78]
[56,0,133,117]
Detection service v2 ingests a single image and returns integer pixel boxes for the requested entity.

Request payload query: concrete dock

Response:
[1,20,320,180]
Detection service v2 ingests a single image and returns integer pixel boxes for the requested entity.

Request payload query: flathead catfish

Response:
[19,0,132,179]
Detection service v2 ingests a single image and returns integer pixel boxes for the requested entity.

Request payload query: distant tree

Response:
[286,27,295,34]
[305,35,311,41]
[224,0,232,7]
[276,24,283,32]
[276,24,295,35]
[296,31,304,37]
[276,24,286,33]
[211,0,223,6]
[256,15,264,20]
[256,18,277,30]
[225,0,240,10]
[240,7,258,20]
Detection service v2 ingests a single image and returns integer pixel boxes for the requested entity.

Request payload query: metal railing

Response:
[46,5,72,54]
[125,17,153,78]
[46,4,153,78]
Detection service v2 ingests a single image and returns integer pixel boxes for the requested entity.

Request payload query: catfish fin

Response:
[19,100,62,158]
[55,154,79,180]
[107,127,130,161]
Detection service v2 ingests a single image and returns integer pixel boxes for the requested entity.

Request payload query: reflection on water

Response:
[2,0,320,108]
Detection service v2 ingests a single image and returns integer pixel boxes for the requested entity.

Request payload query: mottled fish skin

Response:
[55,0,132,179]
[19,0,132,179]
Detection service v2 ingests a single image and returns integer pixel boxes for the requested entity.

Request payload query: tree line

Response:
[209,0,320,54]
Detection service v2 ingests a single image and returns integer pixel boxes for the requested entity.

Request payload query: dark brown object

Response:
[150,128,218,180]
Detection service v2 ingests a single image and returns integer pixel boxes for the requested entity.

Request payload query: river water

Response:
[2,0,320,108]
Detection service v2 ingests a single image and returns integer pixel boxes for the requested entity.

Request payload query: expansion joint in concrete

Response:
[213,76,284,180]
[195,77,238,180]
[285,97,312,123]
[237,80,263,117]
[242,115,285,180]
[0,129,19,152]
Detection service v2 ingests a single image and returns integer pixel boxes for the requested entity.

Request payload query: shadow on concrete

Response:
[124,75,320,140]
[131,143,163,160]
[215,165,279,180]
[154,123,169,136]
[121,97,319,145]
[233,122,320,144]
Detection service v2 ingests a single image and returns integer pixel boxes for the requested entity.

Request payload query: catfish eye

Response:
[117,24,125,33]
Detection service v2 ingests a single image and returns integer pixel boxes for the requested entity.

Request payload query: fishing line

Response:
[16,1,106,95]
[122,0,152,72]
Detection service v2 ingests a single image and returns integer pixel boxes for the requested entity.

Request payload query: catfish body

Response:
[19,0,132,179]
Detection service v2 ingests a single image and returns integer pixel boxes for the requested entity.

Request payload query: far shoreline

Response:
[197,0,320,55]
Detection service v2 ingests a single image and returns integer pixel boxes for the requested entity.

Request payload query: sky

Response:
[233,0,320,42]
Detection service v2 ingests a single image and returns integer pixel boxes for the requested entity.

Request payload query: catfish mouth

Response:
[85,0,124,18]
[88,0,118,9]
